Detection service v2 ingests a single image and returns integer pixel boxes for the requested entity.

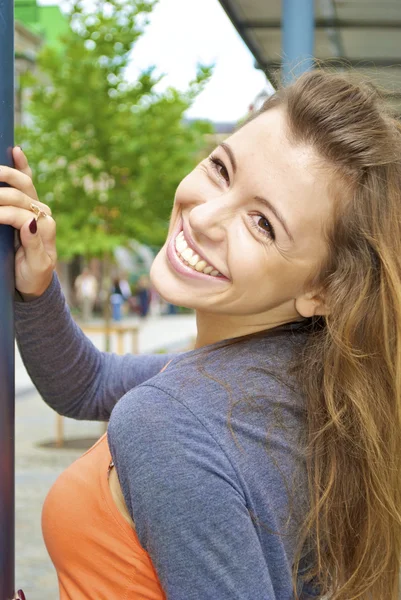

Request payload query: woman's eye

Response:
[209,156,230,184]
[250,214,276,242]
[258,216,273,234]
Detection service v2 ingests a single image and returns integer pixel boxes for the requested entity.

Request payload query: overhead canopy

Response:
[218,0,401,114]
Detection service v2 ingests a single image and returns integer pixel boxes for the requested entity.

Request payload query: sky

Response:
[38,0,271,122]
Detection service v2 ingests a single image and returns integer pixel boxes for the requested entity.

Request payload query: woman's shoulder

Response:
[126,327,307,415]
[162,326,306,381]
[108,327,307,441]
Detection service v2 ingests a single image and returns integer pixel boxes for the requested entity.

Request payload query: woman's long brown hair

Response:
[256,71,401,599]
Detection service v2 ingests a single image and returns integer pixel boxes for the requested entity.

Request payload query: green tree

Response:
[19,0,213,261]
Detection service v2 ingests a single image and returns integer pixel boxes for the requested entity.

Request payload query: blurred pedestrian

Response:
[74,267,98,321]
[120,276,131,302]
[136,274,151,318]
[110,275,130,321]
[112,273,132,302]
[167,302,178,315]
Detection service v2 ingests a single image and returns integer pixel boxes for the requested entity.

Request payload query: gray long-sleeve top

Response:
[15,273,319,599]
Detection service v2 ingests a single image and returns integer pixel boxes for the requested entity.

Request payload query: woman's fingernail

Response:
[17,590,26,600]
[16,146,23,152]
[29,218,37,234]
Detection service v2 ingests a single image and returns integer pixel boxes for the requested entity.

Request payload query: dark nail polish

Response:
[29,218,37,234]
[17,590,26,600]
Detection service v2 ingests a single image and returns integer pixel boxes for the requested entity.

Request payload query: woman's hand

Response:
[13,590,26,600]
[0,147,57,300]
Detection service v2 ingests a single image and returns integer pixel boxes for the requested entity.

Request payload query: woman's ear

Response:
[294,291,329,318]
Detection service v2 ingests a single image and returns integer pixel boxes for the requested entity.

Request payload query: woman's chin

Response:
[150,249,195,309]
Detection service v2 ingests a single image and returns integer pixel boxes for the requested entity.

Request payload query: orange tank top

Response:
[42,433,166,600]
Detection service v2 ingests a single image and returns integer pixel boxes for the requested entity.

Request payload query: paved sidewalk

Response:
[14,313,197,599]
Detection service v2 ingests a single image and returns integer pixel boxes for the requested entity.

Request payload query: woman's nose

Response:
[188,198,231,242]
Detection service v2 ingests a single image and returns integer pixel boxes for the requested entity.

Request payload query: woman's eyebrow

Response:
[219,142,294,243]
[219,142,237,174]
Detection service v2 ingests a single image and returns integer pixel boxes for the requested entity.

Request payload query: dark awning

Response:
[218,0,401,114]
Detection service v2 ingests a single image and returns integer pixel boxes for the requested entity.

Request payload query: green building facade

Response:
[15,0,69,49]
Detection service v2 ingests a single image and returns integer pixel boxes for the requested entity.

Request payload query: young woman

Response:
[7,70,401,599]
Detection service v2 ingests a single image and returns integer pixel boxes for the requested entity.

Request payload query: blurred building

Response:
[248,83,275,115]
[15,21,42,127]
[15,0,69,50]
[14,0,69,127]
[207,121,237,146]
[185,119,236,157]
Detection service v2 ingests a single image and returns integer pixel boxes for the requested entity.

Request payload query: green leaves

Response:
[18,0,213,258]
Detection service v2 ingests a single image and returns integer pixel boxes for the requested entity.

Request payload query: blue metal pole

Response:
[0,0,15,598]
[282,0,315,85]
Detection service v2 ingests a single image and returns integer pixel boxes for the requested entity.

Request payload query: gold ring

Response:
[30,203,48,221]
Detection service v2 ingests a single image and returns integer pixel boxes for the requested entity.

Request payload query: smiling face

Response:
[150,107,335,345]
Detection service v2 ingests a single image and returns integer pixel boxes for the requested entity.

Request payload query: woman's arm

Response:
[0,150,174,420]
[15,272,175,421]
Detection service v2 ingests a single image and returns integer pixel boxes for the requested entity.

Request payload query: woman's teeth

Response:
[175,231,221,277]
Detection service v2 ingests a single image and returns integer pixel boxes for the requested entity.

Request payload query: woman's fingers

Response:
[0,186,50,216]
[19,212,57,259]
[0,205,56,262]
[1,147,51,217]
[12,145,32,179]
[0,205,53,233]
[14,217,56,297]
[1,147,58,298]
[0,166,41,205]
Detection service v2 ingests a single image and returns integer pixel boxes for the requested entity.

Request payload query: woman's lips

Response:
[182,220,222,275]
[166,219,229,283]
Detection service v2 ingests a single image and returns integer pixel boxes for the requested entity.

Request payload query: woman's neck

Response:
[194,310,298,349]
